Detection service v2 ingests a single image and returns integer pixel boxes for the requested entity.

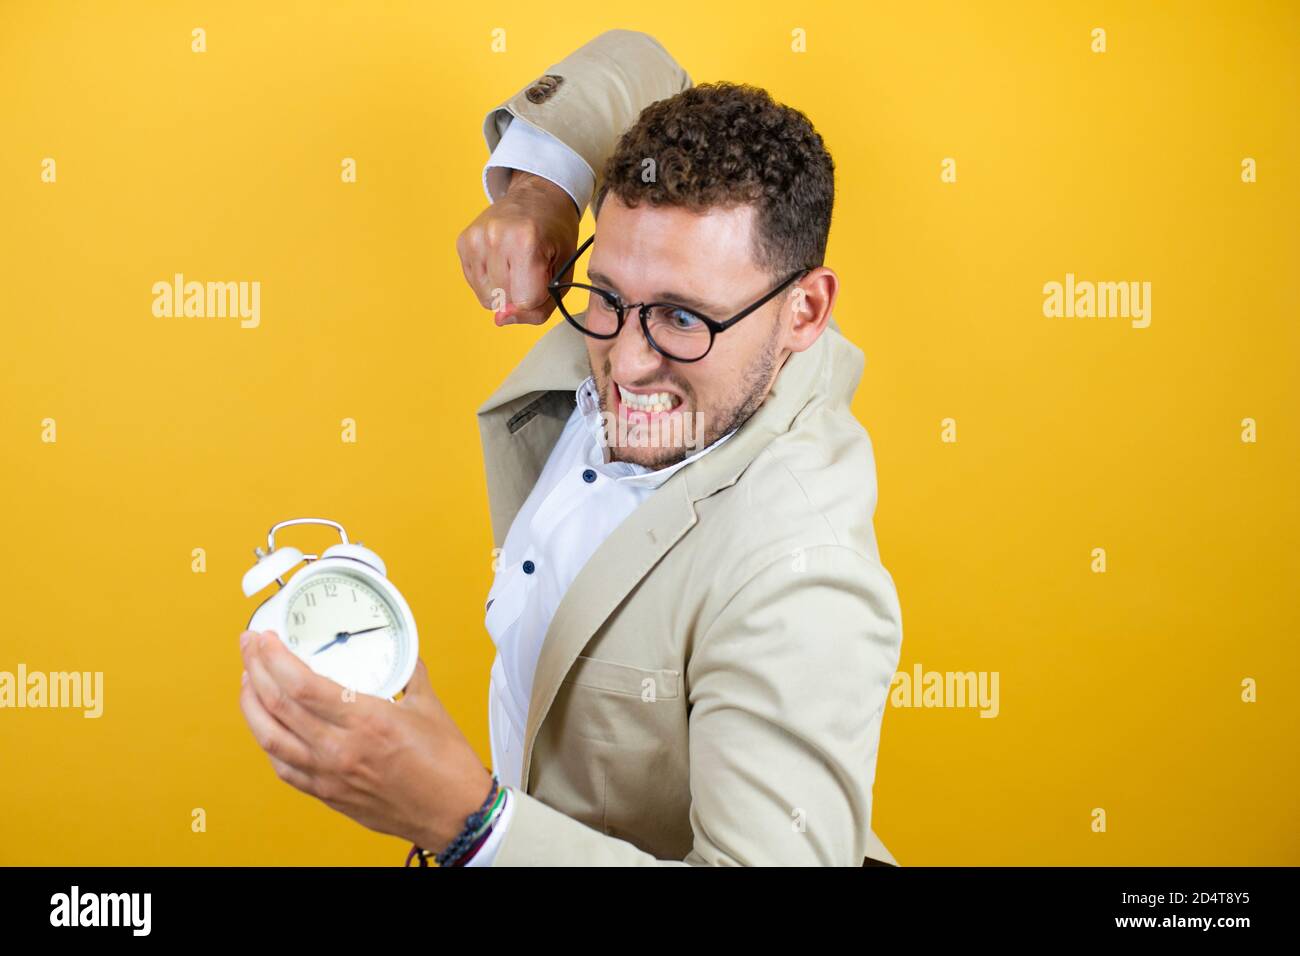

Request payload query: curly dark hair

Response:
[593,81,835,278]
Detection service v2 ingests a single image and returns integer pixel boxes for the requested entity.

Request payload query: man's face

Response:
[583,195,793,469]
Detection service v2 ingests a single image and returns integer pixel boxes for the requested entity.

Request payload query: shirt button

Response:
[582,468,597,484]
[522,560,535,574]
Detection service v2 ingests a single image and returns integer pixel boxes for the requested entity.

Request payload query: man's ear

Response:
[785,266,837,353]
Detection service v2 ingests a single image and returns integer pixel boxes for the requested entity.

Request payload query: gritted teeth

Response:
[618,384,681,413]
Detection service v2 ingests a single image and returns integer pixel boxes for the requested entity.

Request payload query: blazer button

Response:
[582,468,597,483]
[522,560,536,574]
[525,73,564,104]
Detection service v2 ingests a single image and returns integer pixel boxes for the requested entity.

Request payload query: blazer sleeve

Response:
[489,545,904,866]
[480,29,692,202]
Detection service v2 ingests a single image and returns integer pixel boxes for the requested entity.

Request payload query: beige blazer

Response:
[475,31,904,866]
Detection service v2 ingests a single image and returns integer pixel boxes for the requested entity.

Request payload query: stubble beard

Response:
[593,317,784,471]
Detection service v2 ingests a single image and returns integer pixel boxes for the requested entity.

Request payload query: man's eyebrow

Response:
[587,269,724,316]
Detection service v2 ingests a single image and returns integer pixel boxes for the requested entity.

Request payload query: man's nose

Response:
[609,309,667,381]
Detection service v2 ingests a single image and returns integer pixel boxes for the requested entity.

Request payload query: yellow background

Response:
[1,0,1296,865]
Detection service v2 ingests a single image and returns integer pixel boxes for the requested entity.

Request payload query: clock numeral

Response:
[291,611,306,626]
[324,582,339,598]
[350,589,358,603]
[370,601,382,618]
[288,634,300,648]
[305,592,318,608]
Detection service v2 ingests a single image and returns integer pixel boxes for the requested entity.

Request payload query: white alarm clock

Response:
[242,518,418,701]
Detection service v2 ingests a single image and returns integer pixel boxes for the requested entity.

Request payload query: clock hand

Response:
[312,634,346,656]
[311,624,391,656]
[339,625,390,638]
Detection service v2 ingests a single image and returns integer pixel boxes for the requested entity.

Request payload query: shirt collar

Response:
[575,376,736,489]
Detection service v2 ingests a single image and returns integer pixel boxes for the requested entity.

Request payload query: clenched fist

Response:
[456,169,580,326]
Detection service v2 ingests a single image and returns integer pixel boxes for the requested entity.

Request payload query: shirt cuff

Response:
[462,785,516,867]
[482,117,595,216]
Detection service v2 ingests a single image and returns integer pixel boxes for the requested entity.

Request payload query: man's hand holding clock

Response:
[237,628,494,857]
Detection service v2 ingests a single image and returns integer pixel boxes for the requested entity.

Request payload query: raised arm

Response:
[457,30,691,326]
[481,29,692,206]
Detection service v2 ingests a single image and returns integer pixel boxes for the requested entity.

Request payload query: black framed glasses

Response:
[547,235,809,363]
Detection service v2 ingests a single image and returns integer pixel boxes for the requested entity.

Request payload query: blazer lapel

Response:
[516,324,851,790]
[476,323,592,547]
[520,478,697,788]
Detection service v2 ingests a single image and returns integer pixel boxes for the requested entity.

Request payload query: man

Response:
[239,29,903,866]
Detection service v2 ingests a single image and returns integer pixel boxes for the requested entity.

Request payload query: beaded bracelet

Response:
[404,774,505,868]
[450,788,509,866]
[443,784,506,866]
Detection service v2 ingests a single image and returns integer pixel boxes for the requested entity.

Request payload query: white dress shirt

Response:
[481,116,596,214]
[466,375,734,865]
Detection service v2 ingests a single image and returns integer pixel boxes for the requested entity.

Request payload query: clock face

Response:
[283,570,408,697]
